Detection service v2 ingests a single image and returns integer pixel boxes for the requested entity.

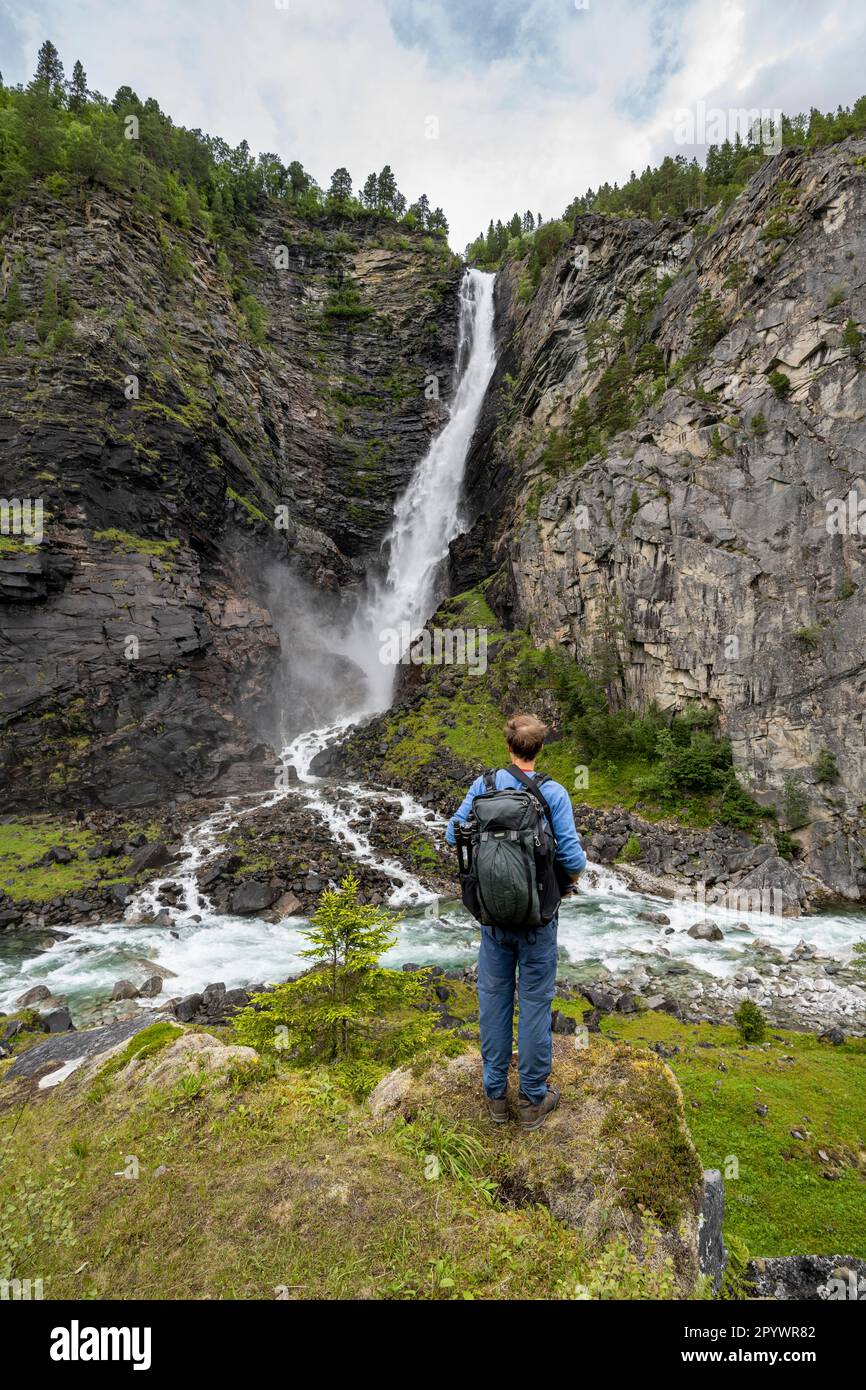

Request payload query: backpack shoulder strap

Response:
[482,769,497,793]
[502,765,556,836]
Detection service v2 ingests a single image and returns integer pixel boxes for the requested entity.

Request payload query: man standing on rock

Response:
[446,714,586,1130]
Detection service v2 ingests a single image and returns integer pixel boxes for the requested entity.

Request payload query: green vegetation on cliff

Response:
[356,587,768,835]
[467,95,866,262]
[0,40,450,249]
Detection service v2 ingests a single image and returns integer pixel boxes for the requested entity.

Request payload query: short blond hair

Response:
[504,713,548,760]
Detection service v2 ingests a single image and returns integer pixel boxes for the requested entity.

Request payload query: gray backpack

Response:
[455,767,563,931]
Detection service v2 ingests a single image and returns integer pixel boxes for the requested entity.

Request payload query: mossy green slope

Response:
[0,1023,705,1301]
[554,999,866,1259]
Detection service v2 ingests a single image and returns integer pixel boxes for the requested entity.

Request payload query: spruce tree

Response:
[34,40,65,95]
[328,166,352,206]
[287,160,311,199]
[68,59,88,111]
[691,290,726,356]
[410,191,430,228]
[376,164,397,213]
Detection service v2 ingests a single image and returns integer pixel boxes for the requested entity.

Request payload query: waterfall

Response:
[344,267,497,714]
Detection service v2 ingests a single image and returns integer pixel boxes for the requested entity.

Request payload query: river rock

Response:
[42,1007,74,1033]
[174,993,202,1023]
[581,985,616,1011]
[128,841,173,875]
[111,980,140,1001]
[268,890,303,920]
[230,880,279,914]
[16,984,52,1007]
[688,920,725,941]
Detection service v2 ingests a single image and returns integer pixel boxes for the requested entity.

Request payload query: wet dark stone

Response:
[8,1011,162,1078]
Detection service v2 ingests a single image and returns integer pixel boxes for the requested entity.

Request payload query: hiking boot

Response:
[518,1087,560,1131]
[486,1095,510,1124]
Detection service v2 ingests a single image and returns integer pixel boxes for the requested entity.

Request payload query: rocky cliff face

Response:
[457,137,866,897]
[0,189,460,808]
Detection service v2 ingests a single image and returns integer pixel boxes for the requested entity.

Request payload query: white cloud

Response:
[6,0,866,249]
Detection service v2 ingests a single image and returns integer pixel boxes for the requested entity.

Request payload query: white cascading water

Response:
[345,267,497,713]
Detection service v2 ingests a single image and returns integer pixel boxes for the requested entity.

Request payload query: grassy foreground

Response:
[2,999,863,1298]
[555,999,866,1259]
[0,1016,705,1301]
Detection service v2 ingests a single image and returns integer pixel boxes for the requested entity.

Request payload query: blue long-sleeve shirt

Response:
[445,768,587,875]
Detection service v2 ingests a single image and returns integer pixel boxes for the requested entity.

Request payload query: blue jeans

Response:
[476,919,558,1104]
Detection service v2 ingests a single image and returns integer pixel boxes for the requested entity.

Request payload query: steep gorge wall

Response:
[0,189,460,808]
[456,137,866,897]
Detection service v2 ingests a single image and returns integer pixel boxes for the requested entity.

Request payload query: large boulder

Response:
[267,890,304,920]
[16,984,52,1007]
[128,841,173,875]
[111,979,140,1001]
[120,1032,258,1090]
[733,856,807,917]
[230,880,279,915]
[42,1007,74,1033]
[688,920,725,942]
[367,1036,706,1295]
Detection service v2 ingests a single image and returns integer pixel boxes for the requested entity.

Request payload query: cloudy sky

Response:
[3,0,865,248]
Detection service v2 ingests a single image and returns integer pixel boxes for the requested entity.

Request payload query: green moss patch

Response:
[85,1022,184,1103]
[93,528,180,559]
[0,817,137,903]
